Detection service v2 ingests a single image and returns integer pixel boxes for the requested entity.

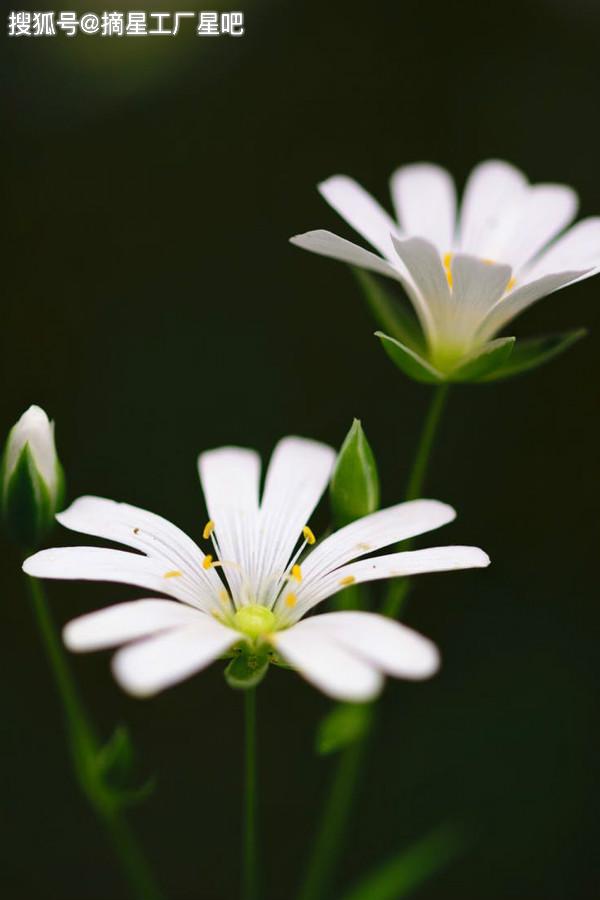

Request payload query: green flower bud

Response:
[1,405,65,549]
[330,419,380,528]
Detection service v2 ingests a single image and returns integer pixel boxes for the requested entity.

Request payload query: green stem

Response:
[243,688,258,900]
[299,384,450,900]
[403,384,449,503]
[382,384,450,619]
[297,736,368,900]
[26,574,164,900]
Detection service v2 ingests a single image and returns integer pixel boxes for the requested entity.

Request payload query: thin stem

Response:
[297,735,368,900]
[243,688,258,900]
[382,384,450,619]
[299,384,450,900]
[25,574,163,900]
[404,384,450,502]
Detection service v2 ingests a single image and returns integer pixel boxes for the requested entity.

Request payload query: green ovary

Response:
[233,604,277,639]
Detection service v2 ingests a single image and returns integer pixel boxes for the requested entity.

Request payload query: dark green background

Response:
[2,1,599,898]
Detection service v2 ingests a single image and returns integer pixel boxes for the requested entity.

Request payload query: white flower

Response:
[291,160,600,372]
[23,437,489,701]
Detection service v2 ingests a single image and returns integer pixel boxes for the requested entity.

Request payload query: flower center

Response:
[233,604,277,638]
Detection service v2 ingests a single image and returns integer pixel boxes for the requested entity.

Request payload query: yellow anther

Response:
[203,554,214,570]
[285,592,297,608]
[506,276,516,292]
[339,575,356,587]
[303,525,316,545]
[163,570,182,579]
[443,252,453,287]
[203,519,215,540]
[291,564,302,583]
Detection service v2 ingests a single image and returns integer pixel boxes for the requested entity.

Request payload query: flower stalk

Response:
[382,383,450,618]
[299,385,450,900]
[25,573,163,900]
[243,688,259,900]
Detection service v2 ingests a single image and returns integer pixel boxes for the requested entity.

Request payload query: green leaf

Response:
[354,270,426,354]
[479,328,587,381]
[449,336,515,382]
[316,702,373,756]
[376,332,445,384]
[330,419,380,529]
[96,725,156,809]
[97,725,134,781]
[225,649,270,690]
[340,823,467,900]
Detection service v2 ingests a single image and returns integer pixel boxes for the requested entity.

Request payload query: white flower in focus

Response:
[291,160,600,374]
[23,437,489,700]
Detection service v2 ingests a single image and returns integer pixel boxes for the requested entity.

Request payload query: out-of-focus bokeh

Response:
[2,1,600,897]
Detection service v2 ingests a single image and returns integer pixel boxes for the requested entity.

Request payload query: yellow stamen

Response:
[506,276,516,292]
[203,519,215,540]
[163,570,182,579]
[203,554,214,570]
[303,525,316,545]
[291,564,302,583]
[219,589,230,606]
[285,592,297,608]
[339,575,356,587]
[443,251,453,287]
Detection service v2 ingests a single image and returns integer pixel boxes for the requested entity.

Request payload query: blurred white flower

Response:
[291,160,600,373]
[23,437,488,700]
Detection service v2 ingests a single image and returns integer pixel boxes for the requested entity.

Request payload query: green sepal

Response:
[225,647,270,690]
[330,419,380,529]
[95,725,156,810]
[478,328,587,381]
[448,336,515,382]
[354,269,426,354]
[376,332,445,384]
[1,445,52,548]
[316,702,373,756]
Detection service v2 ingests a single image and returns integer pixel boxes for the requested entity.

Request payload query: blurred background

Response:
[2,1,600,897]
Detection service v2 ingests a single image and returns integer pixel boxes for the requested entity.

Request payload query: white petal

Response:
[390,236,449,345]
[23,547,210,610]
[447,255,513,343]
[112,620,238,697]
[296,500,456,591]
[306,612,439,679]
[57,496,221,598]
[458,159,529,256]
[63,599,203,652]
[198,446,261,602]
[318,175,399,260]
[295,545,490,615]
[525,217,600,279]
[254,437,335,603]
[272,619,382,701]
[493,184,578,271]
[476,269,590,342]
[390,163,456,252]
[289,230,401,279]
